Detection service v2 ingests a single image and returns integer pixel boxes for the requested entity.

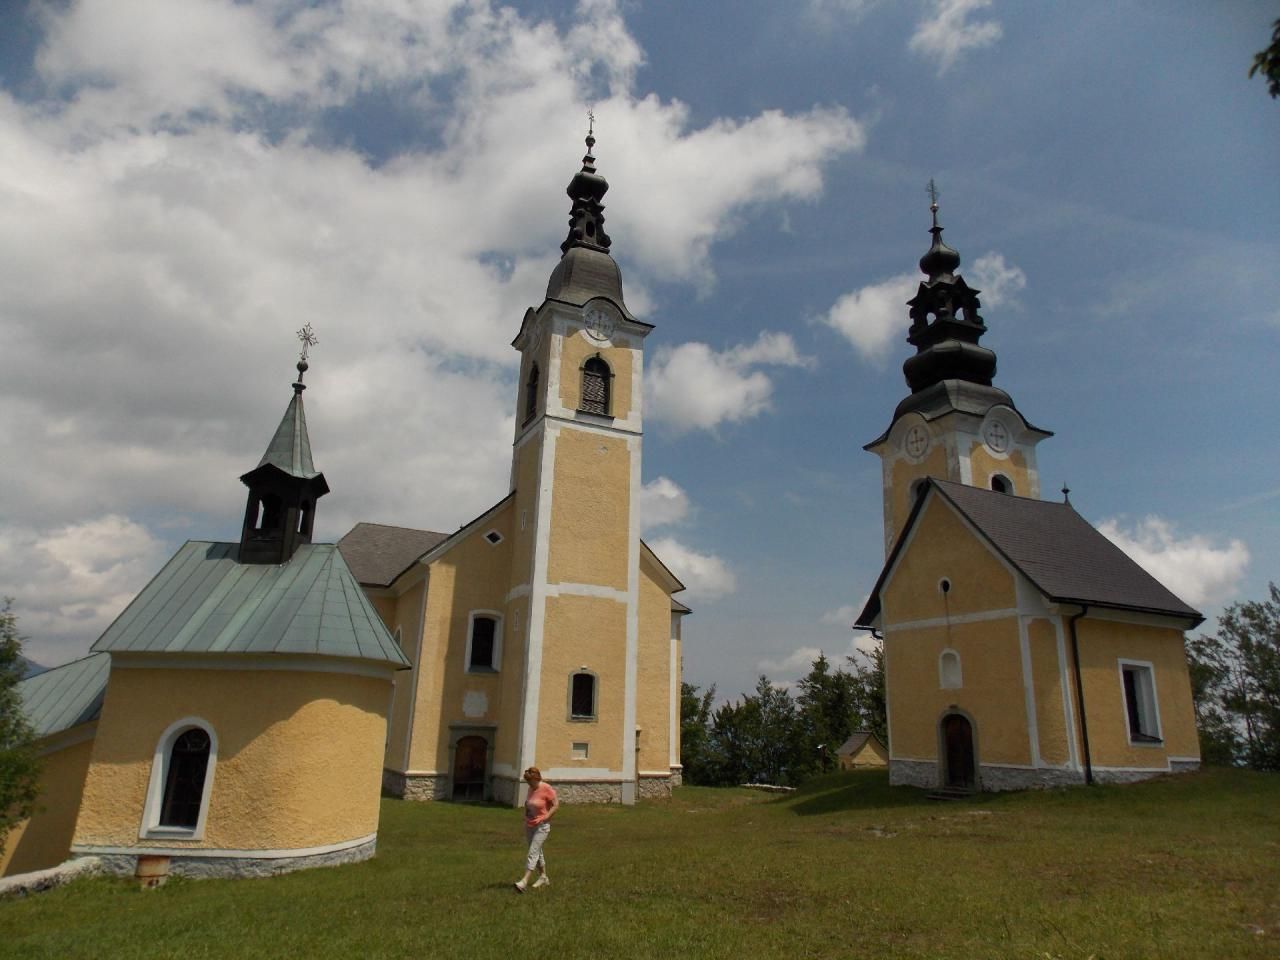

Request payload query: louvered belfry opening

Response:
[580,356,610,415]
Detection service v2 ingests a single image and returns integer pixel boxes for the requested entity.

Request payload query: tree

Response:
[794,653,861,779]
[847,640,887,747]
[679,681,716,785]
[1250,18,1280,99]
[1188,583,1280,770]
[0,600,40,844]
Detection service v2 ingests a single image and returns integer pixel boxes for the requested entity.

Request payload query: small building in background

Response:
[836,731,888,771]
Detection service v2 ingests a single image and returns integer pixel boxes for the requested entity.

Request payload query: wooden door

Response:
[452,736,488,801]
[943,714,975,789]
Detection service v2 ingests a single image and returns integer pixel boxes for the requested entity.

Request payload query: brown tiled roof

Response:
[337,522,448,588]
[857,479,1203,627]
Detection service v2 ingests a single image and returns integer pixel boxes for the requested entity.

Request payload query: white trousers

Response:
[524,822,550,872]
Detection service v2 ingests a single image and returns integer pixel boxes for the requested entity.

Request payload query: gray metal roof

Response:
[92,542,408,668]
[858,479,1203,627]
[18,652,110,740]
[544,247,636,321]
[836,730,884,757]
[865,380,1052,448]
[338,523,449,588]
[257,390,319,479]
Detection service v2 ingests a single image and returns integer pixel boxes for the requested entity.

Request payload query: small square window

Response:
[484,530,503,545]
[571,741,589,760]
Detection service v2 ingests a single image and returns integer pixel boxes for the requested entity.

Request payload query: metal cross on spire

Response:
[927,179,940,227]
[587,108,595,137]
[296,322,318,362]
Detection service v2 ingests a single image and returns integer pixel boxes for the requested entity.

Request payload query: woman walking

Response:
[514,766,558,893]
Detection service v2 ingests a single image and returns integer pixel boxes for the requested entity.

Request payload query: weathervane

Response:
[296,322,318,362]
[293,323,318,392]
[927,179,940,226]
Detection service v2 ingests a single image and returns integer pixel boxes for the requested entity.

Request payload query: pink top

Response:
[524,781,557,827]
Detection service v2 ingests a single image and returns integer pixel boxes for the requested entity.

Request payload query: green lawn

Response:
[2,768,1278,959]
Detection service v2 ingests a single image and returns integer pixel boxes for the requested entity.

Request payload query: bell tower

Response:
[507,126,654,804]
[238,325,330,565]
[865,187,1051,554]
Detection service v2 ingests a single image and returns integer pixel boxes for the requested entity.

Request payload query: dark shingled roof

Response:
[338,522,449,588]
[836,730,885,757]
[857,479,1203,627]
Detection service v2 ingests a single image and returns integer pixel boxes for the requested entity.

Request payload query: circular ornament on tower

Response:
[982,418,1010,455]
[584,307,616,342]
[903,424,930,463]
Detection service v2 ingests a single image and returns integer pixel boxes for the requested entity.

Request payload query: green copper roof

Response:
[19,652,110,740]
[257,389,319,479]
[92,541,408,668]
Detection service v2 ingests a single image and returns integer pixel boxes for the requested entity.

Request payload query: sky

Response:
[2,0,1277,703]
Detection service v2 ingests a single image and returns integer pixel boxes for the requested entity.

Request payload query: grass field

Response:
[2,767,1277,959]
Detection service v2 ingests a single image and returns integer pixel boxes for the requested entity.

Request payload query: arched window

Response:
[466,613,502,672]
[939,650,962,690]
[569,671,597,720]
[142,718,218,839]
[524,363,540,425]
[580,356,611,416]
[990,474,1011,494]
[258,493,283,532]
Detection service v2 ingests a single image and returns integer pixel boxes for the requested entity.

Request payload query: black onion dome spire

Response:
[901,189,997,394]
[561,125,612,254]
[544,121,632,317]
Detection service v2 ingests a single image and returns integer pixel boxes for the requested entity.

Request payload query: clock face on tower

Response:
[983,419,1010,454]
[584,307,616,342]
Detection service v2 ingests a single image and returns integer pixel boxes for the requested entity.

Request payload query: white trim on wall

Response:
[464,610,504,674]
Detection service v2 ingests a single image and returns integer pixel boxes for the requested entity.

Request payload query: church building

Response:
[3,349,408,879]
[856,197,1204,791]
[338,131,689,807]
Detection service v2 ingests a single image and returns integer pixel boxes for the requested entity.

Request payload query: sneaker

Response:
[532,875,550,889]
[514,880,527,893]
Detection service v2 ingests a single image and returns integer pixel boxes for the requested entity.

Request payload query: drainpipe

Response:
[1067,605,1093,786]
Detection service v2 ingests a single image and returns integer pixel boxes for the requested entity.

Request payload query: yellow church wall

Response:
[538,594,627,770]
[509,433,542,591]
[882,495,1016,622]
[381,581,426,771]
[1074,619,1199,768]
[546,429,630,589]
[635,561,673,773]
[558,332,634,421]
[409,504,515,775]
[1027,618,1070,765]
[885,617,1031,765]
[73,666,390,852]
[887,440,950,546]
[1,734,95,877]
[967,444,1031,496]
[493,594,529,772]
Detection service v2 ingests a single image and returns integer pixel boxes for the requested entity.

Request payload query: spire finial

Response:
[1061,483,1071,503]
[294,323,318,393]
[927,179,940,229]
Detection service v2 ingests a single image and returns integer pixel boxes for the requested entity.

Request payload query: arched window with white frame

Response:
[939,649,963,690]
[465,611,503,673]
[141,718,218,839]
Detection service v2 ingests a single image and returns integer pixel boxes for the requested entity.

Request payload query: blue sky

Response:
[1,0,1276,702]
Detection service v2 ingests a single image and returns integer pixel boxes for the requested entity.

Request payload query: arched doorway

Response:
[941,713,976,789]
[452,735,488,801]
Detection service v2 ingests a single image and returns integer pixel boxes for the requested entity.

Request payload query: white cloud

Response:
[970,252,1026,308]
[820,604,860,626]
[647,537,737,602]
[909,0,1003,75]
[758,645,824,677]
[1096,516,1250,608]
[0,515,171,667]
[821,272,917,362]
[639,476,691,531]
[645,332,813,434]
[0,1,864,656]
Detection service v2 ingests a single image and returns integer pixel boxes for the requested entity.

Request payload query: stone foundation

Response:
[669,766,683,788]
[892,758,1200,791]
[552,780,624,804]
[637,775,674,800]
[85,837,376,881]
[382,769,447,801]
[977,765,1085,791]
[889,758,937,789]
